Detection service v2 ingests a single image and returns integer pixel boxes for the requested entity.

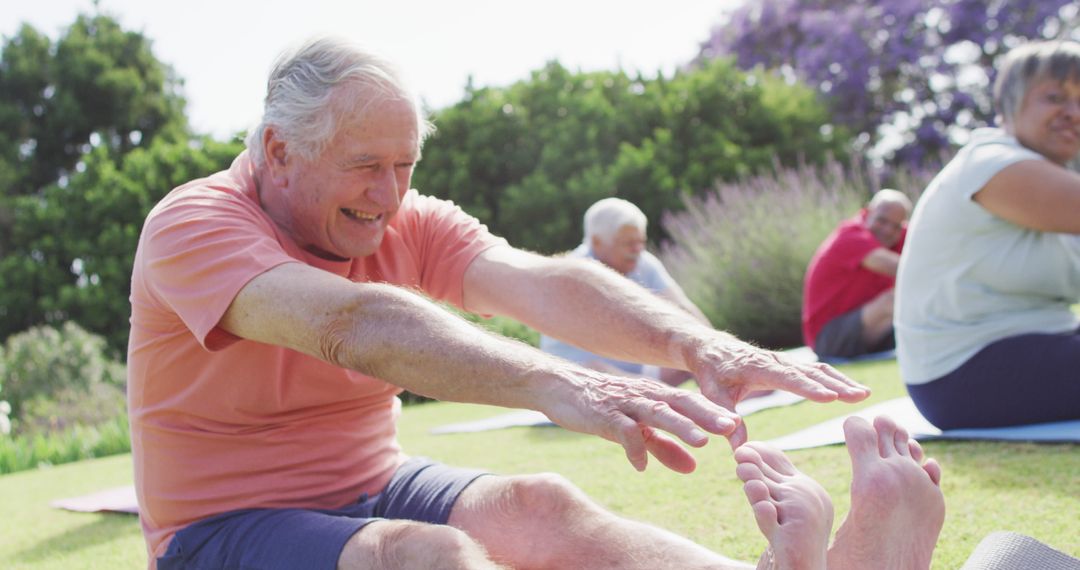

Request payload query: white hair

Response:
[869,188,912,214]
[245,36,435,167]
[583,198,647,244]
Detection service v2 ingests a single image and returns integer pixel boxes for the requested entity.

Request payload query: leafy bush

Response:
[1,321,125,424]
[17,382,126,437]
[660,158,930,349]
[0,412,129,474]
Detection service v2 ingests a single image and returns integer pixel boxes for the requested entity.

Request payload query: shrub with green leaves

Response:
[1,321,125,423]
[0,411,129,474]
[660,159,929,349]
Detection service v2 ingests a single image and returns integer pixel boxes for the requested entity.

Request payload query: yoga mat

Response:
[960,531,1080,570]
[430,390,806,435]
[51,485,139,515]
[766,397,1080,451]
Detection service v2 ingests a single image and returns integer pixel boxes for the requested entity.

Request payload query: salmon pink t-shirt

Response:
[127,152,506,565]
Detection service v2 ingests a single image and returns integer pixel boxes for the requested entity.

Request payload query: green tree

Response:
[0,136,244,355]
[413,59,848,253]
[0,13,188,198]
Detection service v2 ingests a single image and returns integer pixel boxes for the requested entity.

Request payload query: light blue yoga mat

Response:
[766,397,1080,451]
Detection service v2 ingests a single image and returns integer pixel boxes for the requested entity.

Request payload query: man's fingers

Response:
[793,362,871,402]
[631,385,745,446]
[801,362,871,401]
[642,426,697,474]
[727,421,748,450]
[613,415,648,471]
[660,391,741,438]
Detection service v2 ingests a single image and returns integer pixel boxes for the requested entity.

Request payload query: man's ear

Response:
[263,127,290,188]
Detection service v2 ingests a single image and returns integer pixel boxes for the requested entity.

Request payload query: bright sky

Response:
[3,1,737,139]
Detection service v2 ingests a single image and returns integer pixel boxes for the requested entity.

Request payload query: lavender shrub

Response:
[698,0,1078,166]
[660,158,932,349]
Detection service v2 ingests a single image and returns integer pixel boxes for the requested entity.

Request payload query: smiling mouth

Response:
[341,208,381,222]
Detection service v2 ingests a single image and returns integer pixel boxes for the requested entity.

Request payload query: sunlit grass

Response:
[1,359,1076,568]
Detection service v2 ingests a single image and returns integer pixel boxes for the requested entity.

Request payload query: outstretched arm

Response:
[463,245,871,447]
[220,261,738,473]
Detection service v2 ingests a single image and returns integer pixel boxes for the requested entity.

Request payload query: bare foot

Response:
[827,416,945,570]
[735,442,833,570]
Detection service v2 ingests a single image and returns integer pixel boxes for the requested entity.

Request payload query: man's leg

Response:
[446,472,754,569]
[338,520,506,569]
[859,289,895,348]
[827,416,945,570]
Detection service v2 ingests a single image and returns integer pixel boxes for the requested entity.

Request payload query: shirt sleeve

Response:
[389,191,508,308]
[139,189,297,351]
[961,138,1046,201]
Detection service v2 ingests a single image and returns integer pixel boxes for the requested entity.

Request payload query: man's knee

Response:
[498,472,593,521]
[339,520,496,570]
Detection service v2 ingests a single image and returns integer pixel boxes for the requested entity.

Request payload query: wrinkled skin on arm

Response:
[463,245,871,449]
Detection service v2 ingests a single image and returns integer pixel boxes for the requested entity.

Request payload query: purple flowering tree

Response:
[698,0,1078,165]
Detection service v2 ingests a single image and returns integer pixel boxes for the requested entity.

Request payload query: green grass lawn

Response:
[1,359,1077,569]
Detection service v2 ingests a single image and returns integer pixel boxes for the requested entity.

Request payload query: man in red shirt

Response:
[802,190,912,359]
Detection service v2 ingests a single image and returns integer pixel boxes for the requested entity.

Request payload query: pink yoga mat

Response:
[51,485,138,515]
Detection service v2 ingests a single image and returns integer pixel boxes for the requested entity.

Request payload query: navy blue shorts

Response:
[157,457,489,570]
[908,327,1080,430]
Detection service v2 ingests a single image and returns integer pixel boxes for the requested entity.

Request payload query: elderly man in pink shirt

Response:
[126,37,953,570]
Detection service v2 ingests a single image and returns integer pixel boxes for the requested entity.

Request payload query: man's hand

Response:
[538,367,742,474]
[689,340,871,448]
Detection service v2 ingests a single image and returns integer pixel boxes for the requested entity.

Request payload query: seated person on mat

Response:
[540,197,710,386]
[128,37,872,570]
[895,39,1080,430]
[802,189,911,360]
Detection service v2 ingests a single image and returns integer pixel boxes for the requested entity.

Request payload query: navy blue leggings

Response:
[907,327,1080,430]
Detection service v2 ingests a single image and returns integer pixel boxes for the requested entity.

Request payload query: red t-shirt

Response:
[801,210,905,348]
[127,152,506,565]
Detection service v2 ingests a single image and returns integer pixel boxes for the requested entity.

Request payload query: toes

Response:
[894,425,911,457]
[736,462,765,484]
[842,416,878,465]
[743,442,797,477]
[735,445,786,480]
[923,458,943,486]
[750,496,780,535]
[872,415,907,457]
[908,439,925,462]
[743,479,772,504]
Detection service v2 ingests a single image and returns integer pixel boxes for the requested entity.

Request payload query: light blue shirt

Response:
[539,244,676,374]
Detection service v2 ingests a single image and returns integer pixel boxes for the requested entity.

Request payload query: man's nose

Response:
[368,167,400,208]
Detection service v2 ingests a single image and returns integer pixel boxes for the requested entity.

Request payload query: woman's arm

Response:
[975,160,1080,233]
